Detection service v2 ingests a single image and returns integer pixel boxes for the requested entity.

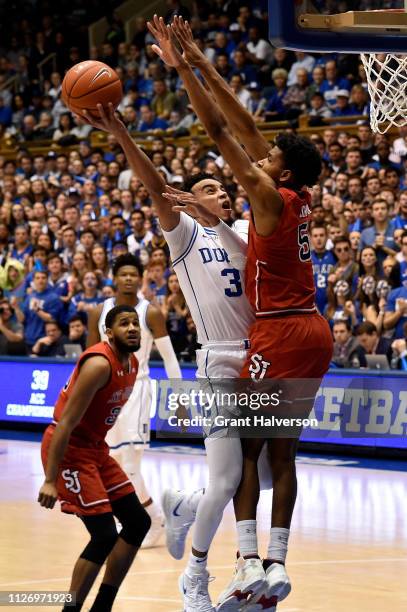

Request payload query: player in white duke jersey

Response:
[82,105,272,612]
[87,254,182,548]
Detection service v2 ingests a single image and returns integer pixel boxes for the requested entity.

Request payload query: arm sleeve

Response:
[213,219,248,270]
[155,335,182,379]
[161,212,197,262]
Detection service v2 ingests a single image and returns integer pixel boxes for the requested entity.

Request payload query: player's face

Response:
[114,266,140,296]
[108,312,141,353]
[191,179,232,220]
[256,146,288,185]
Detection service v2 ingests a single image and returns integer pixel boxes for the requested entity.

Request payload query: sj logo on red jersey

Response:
[249,353,271,380]
[62,469,81,494]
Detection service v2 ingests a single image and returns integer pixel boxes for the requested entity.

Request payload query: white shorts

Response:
[196,341,248,438]
[106,377,153,448]
[196,343,247,379]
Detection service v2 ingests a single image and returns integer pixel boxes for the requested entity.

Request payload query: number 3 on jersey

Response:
[222,268,243,297]
[298,222,311,262]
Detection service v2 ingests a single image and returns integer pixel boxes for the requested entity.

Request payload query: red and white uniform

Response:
[241,187,333,381]
[41,342,138,515]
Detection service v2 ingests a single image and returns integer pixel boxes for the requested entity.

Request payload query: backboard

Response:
[269,1,407,53]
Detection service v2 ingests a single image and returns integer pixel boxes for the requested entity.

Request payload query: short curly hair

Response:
[112,254,143,278]
[275,133,322,188]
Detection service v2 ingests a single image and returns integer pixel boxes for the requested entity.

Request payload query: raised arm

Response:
[148,16,282,235]
[169,16,270,161]
[81,105,179,231]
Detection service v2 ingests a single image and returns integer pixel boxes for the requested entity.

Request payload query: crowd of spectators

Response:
[0,0,407,370]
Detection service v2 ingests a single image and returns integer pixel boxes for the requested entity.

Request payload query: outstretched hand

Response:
[171,16,207,68]
[147,15,186,68]
[163,185,219,227]
[81,102,126,139]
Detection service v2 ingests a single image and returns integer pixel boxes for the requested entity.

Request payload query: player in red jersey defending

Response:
[38,305,151,612]
[149,17,333,610]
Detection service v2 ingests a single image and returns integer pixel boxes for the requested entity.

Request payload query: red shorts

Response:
[41,426,135,516]
[241,313,333,381]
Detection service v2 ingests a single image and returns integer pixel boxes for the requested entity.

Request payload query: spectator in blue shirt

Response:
[321,60,351,108]
[137,105,168,132]
[359,199,398,266]
[12,270,63,351]
[394,191,407,231]
[11,225,33,262]
[332,90,355,120]
[0,97,12,126]
[310,225,336,315]
[71,270,104,320]
[384,285,407,338]
[368,141,402,172]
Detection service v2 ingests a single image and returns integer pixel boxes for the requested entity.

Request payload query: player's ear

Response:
[279,169,292,184]
[105,327,114,343]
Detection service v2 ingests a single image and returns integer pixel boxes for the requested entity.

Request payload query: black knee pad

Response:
[112,493,151,548]
[79,513,118,565]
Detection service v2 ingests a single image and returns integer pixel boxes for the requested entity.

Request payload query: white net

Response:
[361,53,407,134]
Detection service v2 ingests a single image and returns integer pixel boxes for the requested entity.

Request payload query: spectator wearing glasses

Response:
[328,235,359,294]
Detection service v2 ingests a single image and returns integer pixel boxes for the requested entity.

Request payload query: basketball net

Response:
[360,6,407,134]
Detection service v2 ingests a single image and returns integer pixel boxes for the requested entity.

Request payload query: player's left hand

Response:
[147,15,186,69]
[163,186,219,226]
[38,481,58,509]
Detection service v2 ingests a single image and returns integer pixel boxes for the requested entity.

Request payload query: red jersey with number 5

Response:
[53,342,138,446]
[245,187,316,317]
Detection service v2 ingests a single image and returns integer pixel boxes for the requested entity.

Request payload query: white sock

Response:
[186,551,208,574]
[186,488,205,516]
[267,527,290,564]
[237,520,258,558]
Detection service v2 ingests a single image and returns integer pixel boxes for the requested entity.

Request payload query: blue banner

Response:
[0,358,406,449]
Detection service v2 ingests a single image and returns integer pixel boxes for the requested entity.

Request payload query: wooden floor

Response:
[1,438,407,611]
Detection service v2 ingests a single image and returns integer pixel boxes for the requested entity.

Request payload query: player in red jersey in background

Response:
[149,17,333,611]
[38,305,151,612]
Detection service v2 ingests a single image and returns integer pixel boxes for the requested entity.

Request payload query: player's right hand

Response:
[171,16,207,68]
[38,481,58,509]
[81,103,126,138]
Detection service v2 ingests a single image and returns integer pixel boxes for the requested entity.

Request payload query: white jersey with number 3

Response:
[162,213,254,345]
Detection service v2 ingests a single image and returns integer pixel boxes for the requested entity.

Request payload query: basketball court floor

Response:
[1,435,406,612]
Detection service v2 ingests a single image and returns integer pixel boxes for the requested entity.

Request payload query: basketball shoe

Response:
[216,557,265,611]
[162,489,196,559]
[241,563,291,611]
[179,569,215,611]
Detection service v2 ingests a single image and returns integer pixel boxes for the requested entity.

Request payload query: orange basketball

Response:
[61,60,122,117]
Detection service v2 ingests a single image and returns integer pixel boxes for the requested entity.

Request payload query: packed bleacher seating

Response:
[0,0,406,369]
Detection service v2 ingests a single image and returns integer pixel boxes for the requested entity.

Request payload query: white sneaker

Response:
[243,563,291,610]
[140,509,165,549]
[179,570,215,611]
[217,558,266,611]
[264,563,291,602]
[162,489,195,560]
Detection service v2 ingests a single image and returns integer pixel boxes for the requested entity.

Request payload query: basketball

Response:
[61,60,122,117]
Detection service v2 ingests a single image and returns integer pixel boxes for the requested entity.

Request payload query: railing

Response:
[37,53,57,88]
[0,114,399,160]
[0,74,18,95]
